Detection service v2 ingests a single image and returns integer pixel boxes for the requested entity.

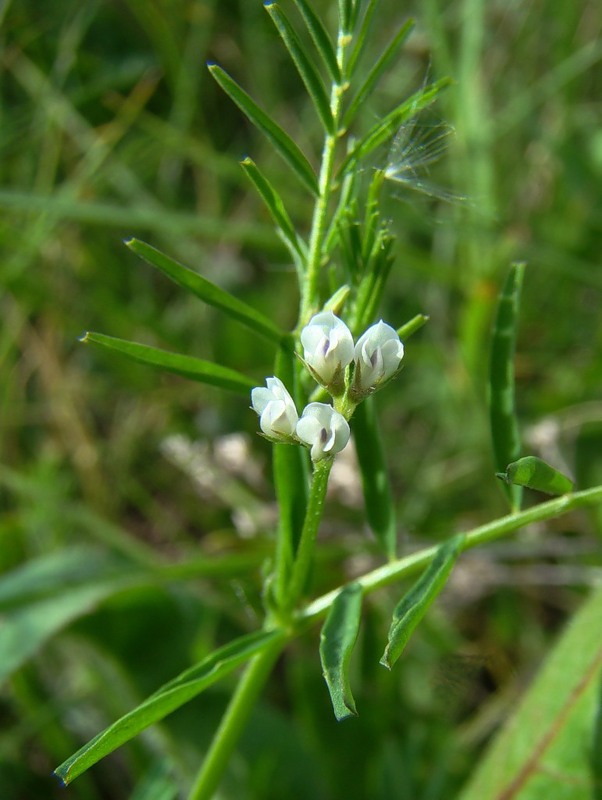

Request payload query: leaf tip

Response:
[53,768,69,787]
[334,706,358,722]
[78,331,91,344]
[379,654,392,671]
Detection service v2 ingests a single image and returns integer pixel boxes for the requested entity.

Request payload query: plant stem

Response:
[286,457,334,609]
[299,27,351,325]
[298,484,602,626]
[186,634,285,800]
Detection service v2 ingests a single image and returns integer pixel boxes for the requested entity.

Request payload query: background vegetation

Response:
[1,0,601,798]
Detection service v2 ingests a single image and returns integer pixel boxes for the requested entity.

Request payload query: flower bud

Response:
[295,402,350,461]
[251,377,298,440]
[352,321,404,396]
[300,311,354,394]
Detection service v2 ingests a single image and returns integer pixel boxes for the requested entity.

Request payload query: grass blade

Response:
[54,629,285,785]
[497,456,574,496]
[458,587,602,800]
[380,534,465,669]
[126,238,284,345]
[80,332,256,395]
[352,396,397,560]
[265,3,334,134]
[489,262,526,511]
[291,0,341,83]
[208,64,319,196]
[240,157,306,262]
[320,582,362,721]
[342,19,415,130]
[337,77,452,177]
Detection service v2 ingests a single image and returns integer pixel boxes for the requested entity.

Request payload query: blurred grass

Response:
[1,0,601,797]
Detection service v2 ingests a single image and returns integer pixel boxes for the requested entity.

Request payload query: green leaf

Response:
[352,397,397,560]
[272,341,310,606]
[380,534,465,670]
[54,628,286,785]
[337,78,452,177]
[489,262,526,510]
[458,587,602,800]
[320,582,363,721]
[208,64,319,196]
[240,157,306,261]
[342,19,415,130]
[291,0,341,83]
[81,332,256,395]
[126,238,284,345]
[346,0,379,77]
[497,456,574,496]
[264,3,334,134]
[397,313,429,341]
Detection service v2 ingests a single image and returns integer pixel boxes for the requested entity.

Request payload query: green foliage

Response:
[319,582,363,720]
[489,262,526,511]
[81,332,256,394]
[2,0,602,798]
[352,397,397,559]
[126,239,285,345]
[55,629,286,786]
[459,587,602,800]
[207,64,319,196]
[380,534,465,669]
[497,456,574,496]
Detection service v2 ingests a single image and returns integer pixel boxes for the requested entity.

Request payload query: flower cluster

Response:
[251,313,404,462]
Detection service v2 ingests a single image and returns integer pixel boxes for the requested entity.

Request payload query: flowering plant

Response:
[52,2,602,799]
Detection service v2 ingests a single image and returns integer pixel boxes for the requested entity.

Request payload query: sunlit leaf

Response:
[346,0,379,76]
[54,629,286,785]
[265,3,334,134]
[497,456,574,496]
[380,534,465,669]
[126,238,284,345]
[81,332,256,395]
[240,157,306,262]
[320,583,362,721]
[208,64,319,196]
[291,0,340,83]
[342,19,415,129]
[397,314,429,341]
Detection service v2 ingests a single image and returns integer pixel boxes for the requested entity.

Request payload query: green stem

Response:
[286,457,334,609]
[297,484,602,626]
[186,634,285,800]
[299,27,351,325]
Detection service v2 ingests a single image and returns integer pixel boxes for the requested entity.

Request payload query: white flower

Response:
[300,311,354,393]
[251,377,298,440]
[352,321,404,395]
[296,403,350,461]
